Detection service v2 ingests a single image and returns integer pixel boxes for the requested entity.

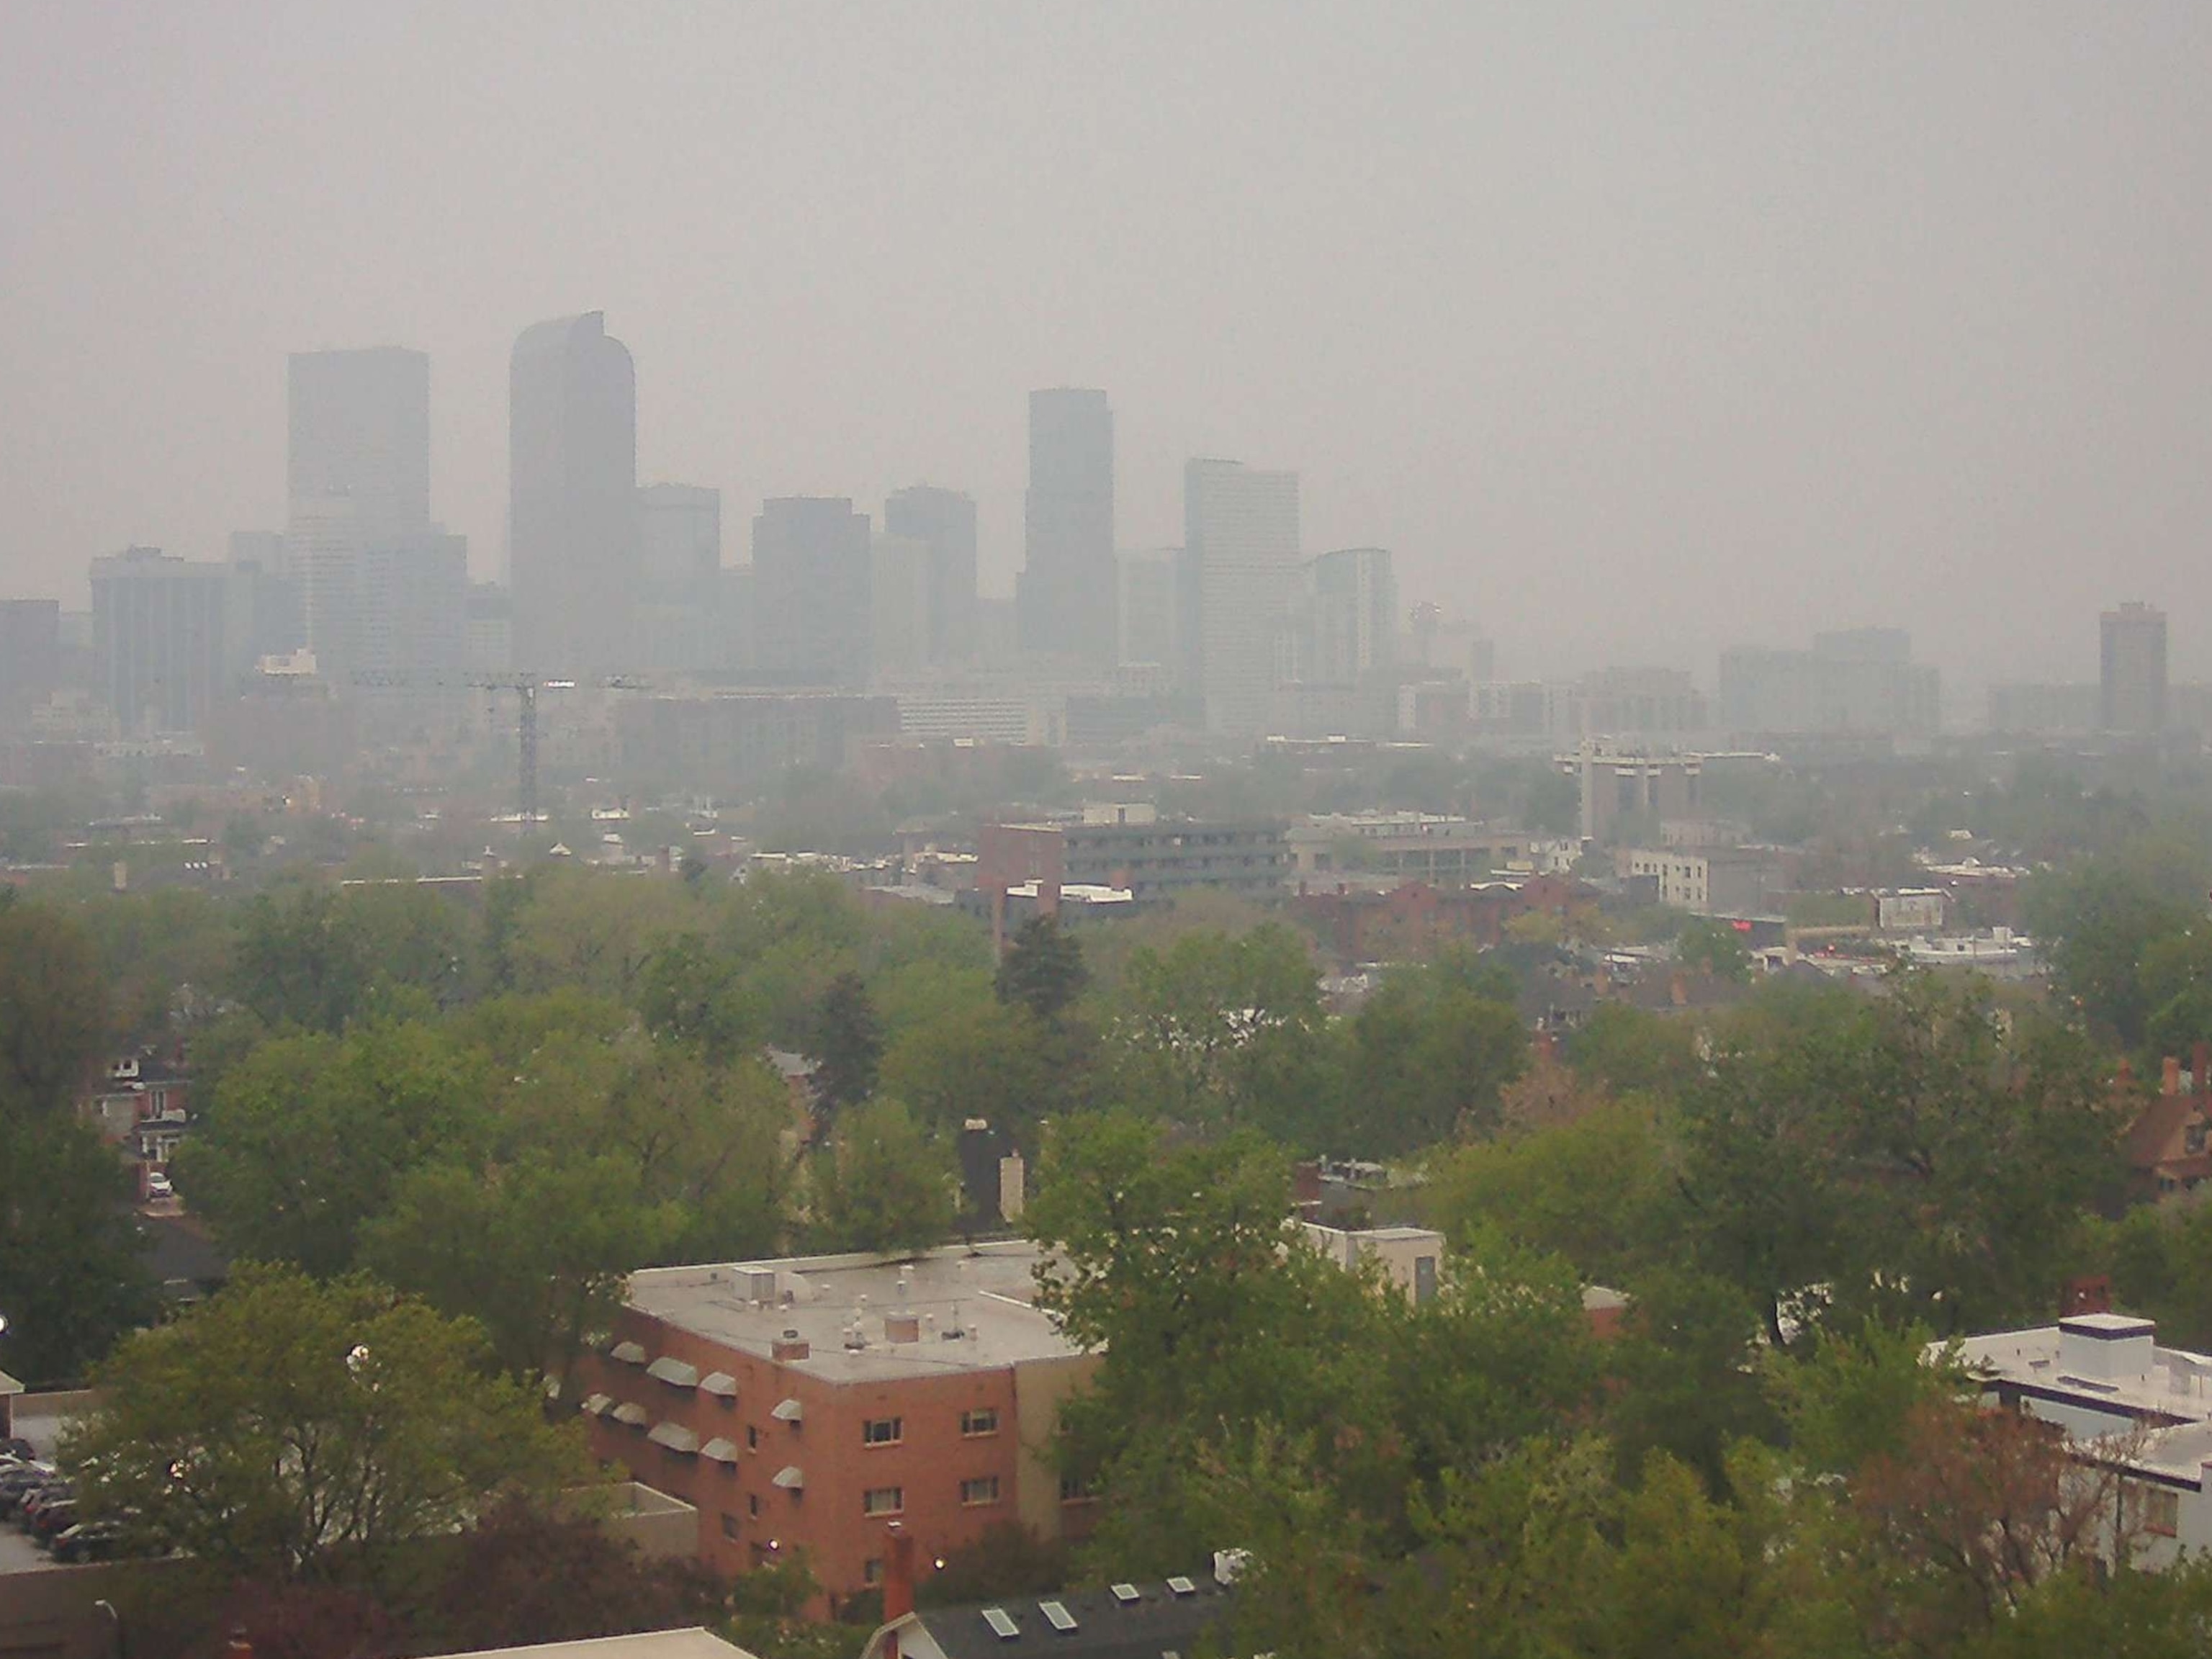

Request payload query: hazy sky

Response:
[4,2,2207,689]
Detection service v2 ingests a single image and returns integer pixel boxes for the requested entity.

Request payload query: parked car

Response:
[145,1170,174,1200]
[18,1481,73,1529]
[0,1467,56,1516]
[30,1498,78,1542]
[1,1437,35,1460]
[50,1521,122,1563]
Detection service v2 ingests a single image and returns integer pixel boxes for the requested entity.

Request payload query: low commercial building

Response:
[1619,847,1778,917]
[572,1242,1098,1612]
[1285,813,1535,886]
[1952,1310,2212,1567]
[976,818,1287,918]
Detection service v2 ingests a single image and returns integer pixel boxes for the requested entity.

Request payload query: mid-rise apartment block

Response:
[1182,459,1300,737]
[2102,602,2169,736]
[977,818,1289,913]
[1719,628,1938,737]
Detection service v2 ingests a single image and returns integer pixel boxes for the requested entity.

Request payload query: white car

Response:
[145,1171,174,1200]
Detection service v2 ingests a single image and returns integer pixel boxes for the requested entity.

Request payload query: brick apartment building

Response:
[1291,875,1580,968]
[573,1242,1097,1611]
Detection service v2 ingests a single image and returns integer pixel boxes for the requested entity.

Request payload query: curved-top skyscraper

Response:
[510,312,637,672]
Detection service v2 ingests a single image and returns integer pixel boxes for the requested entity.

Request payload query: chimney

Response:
[2164,1056,2182,1096]
[772,1328,810,1363]
[884,1520,917,1622]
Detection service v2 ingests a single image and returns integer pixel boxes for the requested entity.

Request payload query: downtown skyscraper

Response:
[510,312,638,673]
[287,346,431,685]
[1182,459,1301,737]
[1016,389,1115,667]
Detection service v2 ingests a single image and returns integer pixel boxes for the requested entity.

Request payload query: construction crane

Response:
[351,670,647,827]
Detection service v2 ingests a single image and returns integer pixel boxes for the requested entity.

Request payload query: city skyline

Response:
[6,5,2210,688]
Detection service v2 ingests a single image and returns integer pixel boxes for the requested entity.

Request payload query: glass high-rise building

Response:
[1017,389,1115,665]
[884,485,979,668]
[1182,459,1300,737]
[510,313,638,673]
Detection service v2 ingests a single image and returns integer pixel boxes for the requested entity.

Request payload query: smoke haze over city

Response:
[4,1,2210,688]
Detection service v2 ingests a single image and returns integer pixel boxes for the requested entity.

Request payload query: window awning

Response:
[647,1422,700,1454]
[700,1437,741,1464]
[611,1402,650,1427]
[609,1341,648,1365]
[699,1372,738,1398]
[646,1357,700,1388]
[770,1397,804,1423]
[580,1394,613,1416]
[772,1465,805,1490]
[541,1373,562,1399]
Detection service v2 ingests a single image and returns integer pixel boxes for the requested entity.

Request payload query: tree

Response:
[806,1097,955,1254]
[810,970,883,1119]
[361,1152,682,1385]
[1565,1002,1704,1100]
[1340,965,1526,1152]
[423,1498,721,1652]
[230,881,468,1034]
[2026,860,2199,1044]
[879,999,1058,1136]
[994,915,1089,1023]
[0,1111,157,1385]
[1675,915,1753,983]
[66,1264,588,1587]
[0,895,105,1112]
[181,1022,493,1276]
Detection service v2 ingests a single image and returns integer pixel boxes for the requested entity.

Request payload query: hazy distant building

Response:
[1302,547,1398,685]
[1570,666,1709,740]
[634,483,724,673]
[357,531,469,725]
[1719,629,1938,736]
[0,600,60,724]
[1182,459,1300,736]
[1017,390,1115,665]
[1558,740,1703,845]
[89,547,243,736]
[883,485,979,667]
[2101,602,2168,736]
[225,531,303,664]
[752,497,872,686]
[510,313,637,673]
[286,348,432,687]
[465,583,513,675]
[1118,549,1181,672]
[871,531,932,678]
[1987,681,2098,735]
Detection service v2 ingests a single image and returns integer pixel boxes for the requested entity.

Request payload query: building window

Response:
[2136,1482,2181,1538]
[961,1408,999,1438]
[961,1476,1001,1507]
[863,1486,904,1516]
[746,1425,758,1450]
[863,1558,885,1586]
[747,1493,760,1518]
[1058,1474,1093,1504]
[720,1513,739,1541]
[861,1416,903,1447]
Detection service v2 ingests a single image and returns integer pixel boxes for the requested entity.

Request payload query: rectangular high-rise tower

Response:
[1182,459,1300,737]
[90,548,245,737]
[510,313,639,673]
[1017,390,1115,665]
[287,347,431,686]
[2101,602,2168,736]
[752,497,873,687]
[884,485,980,667]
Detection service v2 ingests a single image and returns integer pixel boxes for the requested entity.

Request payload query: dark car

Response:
[50,1521,121,1563]
[0,1468,56,1516]
[30,1498,78,1542]
[18,1482,73,1529]
[1,1437,34,1460]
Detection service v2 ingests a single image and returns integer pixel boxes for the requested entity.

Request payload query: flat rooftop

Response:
[433,1631,761,1659]
[1954,1322,2212,1424]
[626,1241,1083,1383]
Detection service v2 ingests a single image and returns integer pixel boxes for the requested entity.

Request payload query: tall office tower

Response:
[287,348,432,686]
[884,485,979,667]
[359,531,468,692]
[1305,548,1398,684]
[226,530,304,662]
[751,497,873,686]
[635,483,724,672]
[465,583,514,675]
[1182,459,1300,736]
[89,547,244,736]
[871,531,932,678]
[0,600,61,724]
[510,313,639,673]
[1118,549,1181,670]
[2101,602,2168,736]
[1017,389,1115,664]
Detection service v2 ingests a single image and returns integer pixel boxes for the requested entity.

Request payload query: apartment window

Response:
[2136,1482,2181,1539]
[862,1486,904,1516]
[961,1408,999,1438]
[720,1513,739,1542]
[746,1425,758,1450]
[961,1476,1001,1507]
[747,1494,760,1518]
[863,1558,886,1586]
[1058,1474,1094,1504]
[861,1416,903,1447]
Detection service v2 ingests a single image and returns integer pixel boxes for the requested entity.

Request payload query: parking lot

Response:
[1,1406,71,1575]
